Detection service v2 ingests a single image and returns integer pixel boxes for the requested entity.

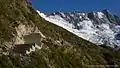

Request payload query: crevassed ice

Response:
[37,10,120,48]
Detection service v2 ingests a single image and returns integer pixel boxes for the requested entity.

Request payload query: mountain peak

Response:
[1,0,120,67]
[38,9,120,48]
[102,9,112,15]
[102,9,111,12]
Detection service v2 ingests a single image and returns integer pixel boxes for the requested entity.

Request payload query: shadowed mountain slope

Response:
[0,0,120,68]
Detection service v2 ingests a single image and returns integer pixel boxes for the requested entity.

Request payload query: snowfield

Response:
[37,10,120,48]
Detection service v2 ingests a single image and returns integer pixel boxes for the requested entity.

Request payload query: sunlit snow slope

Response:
[37,10,120,48]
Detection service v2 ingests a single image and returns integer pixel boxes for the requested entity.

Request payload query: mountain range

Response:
[0,0,120,68]
[38,10,120,49]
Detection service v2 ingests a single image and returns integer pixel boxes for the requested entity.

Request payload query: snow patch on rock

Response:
[37,10,120,48]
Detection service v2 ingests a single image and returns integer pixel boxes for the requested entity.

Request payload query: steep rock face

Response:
[38,10,120,48]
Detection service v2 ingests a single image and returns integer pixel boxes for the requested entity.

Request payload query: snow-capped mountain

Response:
[37,10,120,48]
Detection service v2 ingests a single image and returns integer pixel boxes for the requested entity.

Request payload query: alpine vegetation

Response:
[0,0,120,68]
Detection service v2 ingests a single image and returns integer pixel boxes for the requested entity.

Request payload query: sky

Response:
[32,0,120,16]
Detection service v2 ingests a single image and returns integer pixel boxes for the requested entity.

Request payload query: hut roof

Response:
[13,43,35,54]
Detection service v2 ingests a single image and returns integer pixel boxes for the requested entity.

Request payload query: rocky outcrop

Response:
[2,23,45,54]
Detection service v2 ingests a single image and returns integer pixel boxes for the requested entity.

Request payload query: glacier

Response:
[37,10,120,48]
